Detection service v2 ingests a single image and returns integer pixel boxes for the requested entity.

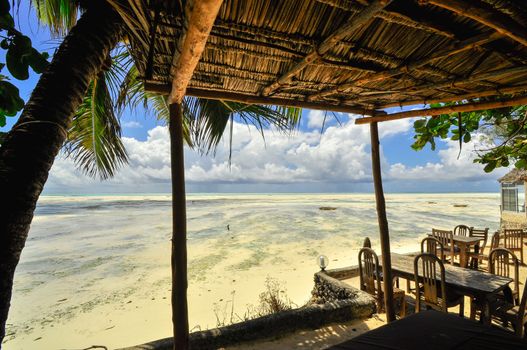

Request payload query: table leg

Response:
[481,300,492,326]
[458,242,468,268]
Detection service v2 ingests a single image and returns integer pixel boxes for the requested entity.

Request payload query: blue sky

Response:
[1,5,506,194]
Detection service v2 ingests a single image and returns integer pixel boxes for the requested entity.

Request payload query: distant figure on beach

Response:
[227,224,230,231]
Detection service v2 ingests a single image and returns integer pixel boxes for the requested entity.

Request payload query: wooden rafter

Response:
[169,0,224,104]
[350,66,527,103]
[145,83,385,116]
[308,31,502,101]
[355,95,527,124]
[428,0,527,48]
[260,0,392,96]
[377,84,527,109]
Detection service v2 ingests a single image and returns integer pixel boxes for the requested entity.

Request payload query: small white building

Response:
[499,169,527,229]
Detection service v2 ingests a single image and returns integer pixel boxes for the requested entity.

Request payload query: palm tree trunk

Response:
[0,1,122,343]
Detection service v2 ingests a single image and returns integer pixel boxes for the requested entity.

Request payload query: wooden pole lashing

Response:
[169,103,189,350]
[370,122,396,323]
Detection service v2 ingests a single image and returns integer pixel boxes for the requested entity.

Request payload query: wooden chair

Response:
[504,229,524,265]
[478,231,501,264]
[470,247,520,321]
[407,237,446,293]
[413,253,464,316]
[421,237,445,261]
[454,224,472,237]
[432,229,459,265]
[489,248,520,305]
[358,247,406,317]
[492,274,527,338]
[468,228,489,269]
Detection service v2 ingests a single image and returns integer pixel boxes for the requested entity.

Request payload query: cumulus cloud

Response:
[307,110,326,129]
[122,121,142,128]
[44,117,502,193]
[387,134,507,182]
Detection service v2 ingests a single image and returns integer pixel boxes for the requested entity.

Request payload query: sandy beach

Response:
[4,193,500,349]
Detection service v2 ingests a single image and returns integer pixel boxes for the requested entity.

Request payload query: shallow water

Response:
[5,193,501,349]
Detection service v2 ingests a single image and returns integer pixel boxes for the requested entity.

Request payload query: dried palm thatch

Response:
[499,168,527,184]
[108,0,527,117]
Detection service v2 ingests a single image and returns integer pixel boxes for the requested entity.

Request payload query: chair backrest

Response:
[363,237,372,248]
[504,229,523,250]
[432,229,454,263]
[420,237,444,261]
[454,225,471,237]
[489,231,500,251]
[414,253,447,312]
[489,248,520,301]
[358,247,382,307]
[470,228,489,254]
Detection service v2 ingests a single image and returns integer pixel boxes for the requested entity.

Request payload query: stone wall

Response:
[311,269,361,304]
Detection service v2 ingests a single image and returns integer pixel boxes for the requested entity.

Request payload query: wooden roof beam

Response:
[145,83,386,116]
[349,66,527,104]
[376,83,527,109]
[355,95,527,124]
[260,0,392,97]
[308,31,502,101]
[168,0,224,104]
[428,0,527,48]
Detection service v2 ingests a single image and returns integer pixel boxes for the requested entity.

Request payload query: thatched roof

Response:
[110,0,527,116]
[499,168,527,184]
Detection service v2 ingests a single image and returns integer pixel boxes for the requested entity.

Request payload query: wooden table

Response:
[452,235,481,268]
[384,254,512,323]
[329,310,527,349]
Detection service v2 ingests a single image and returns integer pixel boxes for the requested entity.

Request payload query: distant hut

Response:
[499,169,527,229]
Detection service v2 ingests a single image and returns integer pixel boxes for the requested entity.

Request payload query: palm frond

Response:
[116,62,193,146]
[64,74,128,180]
[31,0,79,36]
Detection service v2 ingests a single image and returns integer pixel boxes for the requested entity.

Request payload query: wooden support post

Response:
[169,103,189,350]
[370,122,396,323]
[166,2,222,349]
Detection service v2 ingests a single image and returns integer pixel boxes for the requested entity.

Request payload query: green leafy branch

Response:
[0,0,49,133]
[411,98,527,173]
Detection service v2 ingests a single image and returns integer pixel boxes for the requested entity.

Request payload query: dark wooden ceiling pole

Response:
[377,84,527,109]
[356,95,527,124]
[261,0,392,96]
[144,83,386,116]
[428,0,527,48]
[309,31,501,101]
[370,122,396,323]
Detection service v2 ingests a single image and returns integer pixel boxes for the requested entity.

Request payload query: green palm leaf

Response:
[31,0,79,36]
[64,73,128,180]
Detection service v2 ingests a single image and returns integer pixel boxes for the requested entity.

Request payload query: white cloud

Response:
[307,110,326,129]
[44,119,502,192]
[388,134,507,181]
[122,121,142,128]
